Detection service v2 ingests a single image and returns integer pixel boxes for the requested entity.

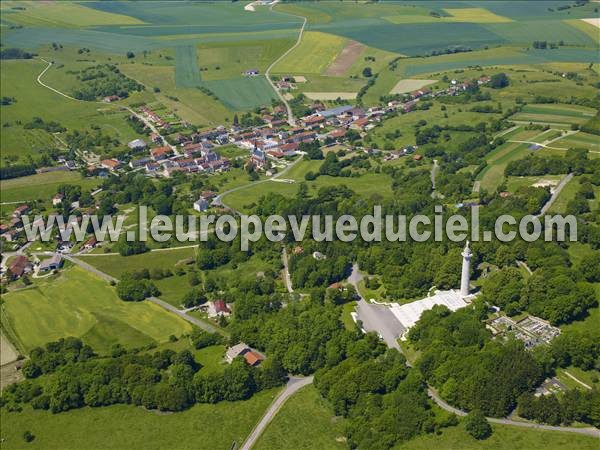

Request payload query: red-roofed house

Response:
[101,159,121,171]
[243,351,264,367]
[150,146,173,161]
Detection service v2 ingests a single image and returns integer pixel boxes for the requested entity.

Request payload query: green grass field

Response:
[255,385,347,450]
[476,130,551,192]
[397,422,599,450]
[198,39,294,81]
[200,76,277,111]
[2,267,192,354]
[0,388,281,450]
[1,1,145,28]
[79,247,196,279]
[221,159,394,213]
[1,171,100,204]
[118,63,232,126]
[175,45,202,87]
[272,31,347,74]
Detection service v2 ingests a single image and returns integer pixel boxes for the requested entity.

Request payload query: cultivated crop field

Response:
[390,79,437,94]
[2,267,192,354]
[511,104,596,126]
[272,31,347,74]
[175,45,202,88]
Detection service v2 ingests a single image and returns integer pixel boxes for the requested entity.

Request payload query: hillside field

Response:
[0,388,281,450]
[2,267,192,354]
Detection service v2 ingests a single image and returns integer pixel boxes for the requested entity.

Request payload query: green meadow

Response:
[1,267,192,355]
[0,171,100,204]
[78,247,196,279]
[0,388,281,450]
[221,159,394,213]
[255,385,347,450]
[397,422,599,450]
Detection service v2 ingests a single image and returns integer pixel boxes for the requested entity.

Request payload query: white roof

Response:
[390,290,468,330]
[226,343,249,360]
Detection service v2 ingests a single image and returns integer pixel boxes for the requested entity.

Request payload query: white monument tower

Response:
[460,240,472,297]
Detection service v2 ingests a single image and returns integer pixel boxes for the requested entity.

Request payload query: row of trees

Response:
[2,338,287,414]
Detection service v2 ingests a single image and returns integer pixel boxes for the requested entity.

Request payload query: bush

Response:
[23,431,35,442]
[464,410,492,440]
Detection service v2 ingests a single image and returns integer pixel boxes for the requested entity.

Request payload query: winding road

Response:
[264,2,307,126]
[240,375,314,450]
[213,154,304,213]
[348,264,600,438]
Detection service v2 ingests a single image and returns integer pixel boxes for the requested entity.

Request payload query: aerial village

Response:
[0,74,493,254]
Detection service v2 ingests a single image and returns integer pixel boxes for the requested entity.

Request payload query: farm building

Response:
[225,343,250,363]
[243,351,264,367]
[8,255,32,280]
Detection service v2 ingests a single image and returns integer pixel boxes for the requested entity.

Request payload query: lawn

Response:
[79,247,196,279]
[1,267,192,355]
[255,385,347,450]
[0,171,100,204]
[272,31,347,74]
[341,301,357,332]
[396,422,599,450]
[0,388,281,450]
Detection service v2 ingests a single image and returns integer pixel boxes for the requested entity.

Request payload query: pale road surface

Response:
[213,155,304,213]
[264,2,307,126]
[348,265,600,438]
[281,247,293,293]
[536,172,573,218]
[64,255,222,334]
[240,375,314,450]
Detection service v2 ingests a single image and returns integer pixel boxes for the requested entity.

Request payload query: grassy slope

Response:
[0,388,281,450]
[79,247,196,279]
[256,383,598,450]
[2,267,192,354]
[221,159,394,213]
[255,385,347,450]
[397,423,599,450]
[0,171,100,203]
[198,39,294,81]
[272,31,347,74]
